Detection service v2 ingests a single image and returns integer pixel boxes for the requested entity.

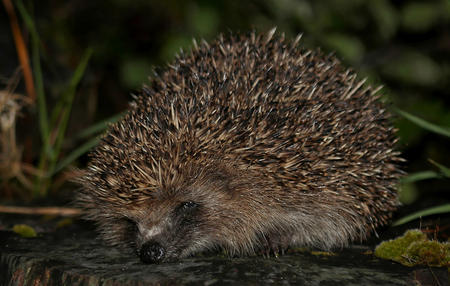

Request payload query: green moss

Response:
[12,224,37,238]
[406,240,450,267]
[375,229,450,267]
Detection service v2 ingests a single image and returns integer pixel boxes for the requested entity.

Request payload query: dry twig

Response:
[0,205,81,216]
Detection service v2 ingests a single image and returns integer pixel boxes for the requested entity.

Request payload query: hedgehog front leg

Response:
[260,230,292,257]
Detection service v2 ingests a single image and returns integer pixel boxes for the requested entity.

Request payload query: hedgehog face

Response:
[111,170,242,264]
[134,199,205,263]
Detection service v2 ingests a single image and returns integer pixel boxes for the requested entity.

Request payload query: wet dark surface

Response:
[0,214,447,286]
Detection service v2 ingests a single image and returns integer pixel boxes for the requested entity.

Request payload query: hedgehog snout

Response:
[140,241,166,264]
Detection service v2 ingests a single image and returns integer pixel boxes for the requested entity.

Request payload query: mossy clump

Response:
[12,224,37,238]
[375,229,450,267]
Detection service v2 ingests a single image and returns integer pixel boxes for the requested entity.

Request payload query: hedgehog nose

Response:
[140,241,166,264]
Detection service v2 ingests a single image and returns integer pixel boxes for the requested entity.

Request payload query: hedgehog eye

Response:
[175,201,199,216]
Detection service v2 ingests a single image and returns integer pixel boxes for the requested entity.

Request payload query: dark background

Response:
[0,0,449,212]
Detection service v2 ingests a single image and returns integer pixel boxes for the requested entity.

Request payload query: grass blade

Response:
[396,108,450,138]
[16,0,51,196]
[400,170,441,183]
[48,48,93,173]
[428,159,450,178]
[51,112,123,176]
[393,204,450,226]
[49,49,93,133]
[15,0,49,142]
[75,112,124,140]
[51,136,101,176]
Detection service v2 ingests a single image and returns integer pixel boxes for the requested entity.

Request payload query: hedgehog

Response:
[77,29,403,264]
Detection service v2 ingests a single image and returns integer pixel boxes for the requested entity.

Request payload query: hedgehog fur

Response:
[77,29,403,263]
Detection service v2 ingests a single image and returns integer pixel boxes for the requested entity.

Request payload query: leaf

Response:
[13,224,37,238]
[393,204,450,226]
[395,109,450,138]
